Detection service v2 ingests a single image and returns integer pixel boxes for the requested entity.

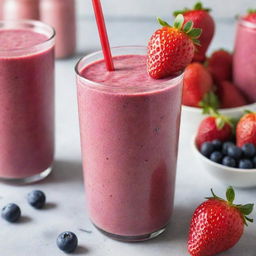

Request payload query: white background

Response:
[77,0,255,19]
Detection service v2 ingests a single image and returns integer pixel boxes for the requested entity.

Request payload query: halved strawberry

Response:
[174,2,215,62]
[147,14,202,79]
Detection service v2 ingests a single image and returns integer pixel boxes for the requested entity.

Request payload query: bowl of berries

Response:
[193,110,256,188]
[181,49,256,136]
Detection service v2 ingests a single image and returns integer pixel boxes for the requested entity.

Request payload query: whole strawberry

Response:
[147,14,202,79]
[188,187,254,256]
[236,112,256,147]
[218,81,248,109]
[243,9,256,23]
[174,2,215,62]
[196,110,233,149]
[207,49,233,85]
[182,62,214,107]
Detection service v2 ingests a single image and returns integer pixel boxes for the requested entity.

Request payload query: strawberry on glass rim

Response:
[174,2,215,62]
[147,14,202,79]
[243,9,256,23]
[188,186,254,256]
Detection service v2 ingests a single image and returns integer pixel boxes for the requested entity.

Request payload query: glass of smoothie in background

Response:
[0,20,55,183]
[3,0,40,20]
[40,0,76,59]
[75,46,183,241]
[233,16,256,102]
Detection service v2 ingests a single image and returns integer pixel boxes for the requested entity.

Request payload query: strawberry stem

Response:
[173,1,211,16]
[248,8,256,14]
[157,14,202,46]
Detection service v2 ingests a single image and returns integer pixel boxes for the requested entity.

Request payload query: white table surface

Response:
[1,17,256,256]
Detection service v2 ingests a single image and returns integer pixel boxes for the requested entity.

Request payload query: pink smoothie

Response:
[77,54,183,238]
[3,0,40,20]
[0,27,54,179]
[40,0,76,58]
[233,19,256,102]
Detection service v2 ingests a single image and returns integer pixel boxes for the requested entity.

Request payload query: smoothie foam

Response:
[77,54,183,237]
[0,27,54,179]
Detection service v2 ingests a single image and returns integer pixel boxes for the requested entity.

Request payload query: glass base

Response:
[0,166,52,185]
[94,224,167,242]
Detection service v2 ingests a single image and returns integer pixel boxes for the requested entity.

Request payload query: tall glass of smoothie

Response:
[233,17,256,102]
[0,20,55,183]
[76,46,183,241]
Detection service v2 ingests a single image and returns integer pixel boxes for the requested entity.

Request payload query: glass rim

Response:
[238,17,256,29]
[75,45,184,94]
[0,19,55,53]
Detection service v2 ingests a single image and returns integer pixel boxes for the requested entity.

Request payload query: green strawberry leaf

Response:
[157,17,171,27]
[226,186,235,204]
[188,28,202,38]
[174,14,185,30]
[194,1,211,12]
[199,92,220,114]
[248,9,256,14]
[238,204,254,215]
[245,216,254,223]
[183,21,194,33]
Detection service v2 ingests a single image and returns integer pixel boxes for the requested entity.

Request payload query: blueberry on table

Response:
[57,231,78,253]
[222,156,237,168]
[212,139,222,151]
[241,143,256,158]
[210,151,223,163]
[27,190,46,209]
[239,159,254,169]
[222,142,235,155]
[200,142,214,157]
[227,146,242,160]
[1,203,21,223]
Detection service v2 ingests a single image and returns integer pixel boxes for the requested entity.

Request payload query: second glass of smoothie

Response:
[233,18,256,102]
[76,46,183,241]
[0,20,55,183]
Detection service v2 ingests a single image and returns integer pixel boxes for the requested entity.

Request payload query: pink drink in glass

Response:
[233,18,256,102]
[0,20,55,183]
[76,47,183,241]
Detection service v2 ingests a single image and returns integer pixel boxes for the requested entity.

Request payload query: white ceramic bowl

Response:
[192,137,256,188]
[180,103,256,139]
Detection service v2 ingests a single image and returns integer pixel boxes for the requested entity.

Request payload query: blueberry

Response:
[239,159,254,169]
[222,156,237,167]
[200,142,214,157]
[242,143,256,158]
[222,142,235,155]
[210,151,223,163]
[27,190,46,209]
[57,231,78,253]
[1,203,21,223]
[212,140,222,151]
[227,146,242,160]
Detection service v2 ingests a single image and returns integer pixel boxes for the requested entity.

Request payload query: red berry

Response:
[218,81,248,109]
[207,49,233,85]
[147,14,201,79]
[243,9,256,23]
[174,2,215,62]
[236,112,256,147]
[188,187,253,256]
[196,113,232,149]
[182,62,213,107]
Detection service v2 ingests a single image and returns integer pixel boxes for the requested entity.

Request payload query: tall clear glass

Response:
[233,18,256,102]
[75,46,183,242]
[0,20,55,184]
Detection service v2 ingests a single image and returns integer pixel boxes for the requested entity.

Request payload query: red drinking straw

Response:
[92,0,115,71]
